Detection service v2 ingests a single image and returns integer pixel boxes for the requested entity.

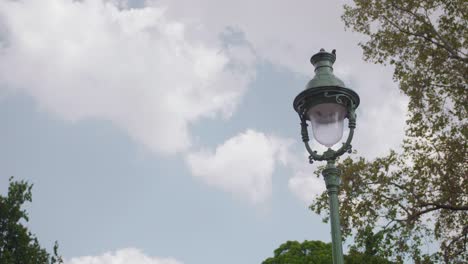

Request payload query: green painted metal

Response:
[307,49,346,88]
[292,49,360,264]
[293,49,360,120]
[323,160,344,264]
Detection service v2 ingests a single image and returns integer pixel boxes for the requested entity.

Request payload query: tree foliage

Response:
[262,240,333,264]
[0,177,62,264]
[311,0,467,263]
[262,240,392,264]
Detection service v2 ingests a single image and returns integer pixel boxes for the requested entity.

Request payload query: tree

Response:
[310,0,467,263]
[0,177,62,264]
[262,240,392,264]
[262,240,332,264]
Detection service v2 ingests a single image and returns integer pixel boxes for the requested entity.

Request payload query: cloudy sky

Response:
[0,0,408,263]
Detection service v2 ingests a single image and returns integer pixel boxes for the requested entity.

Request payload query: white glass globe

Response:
[307,103,346,147]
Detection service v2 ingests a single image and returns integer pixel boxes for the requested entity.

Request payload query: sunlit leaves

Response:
[310,0,467,263]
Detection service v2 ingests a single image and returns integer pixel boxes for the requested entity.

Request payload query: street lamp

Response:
[293,49,360,264]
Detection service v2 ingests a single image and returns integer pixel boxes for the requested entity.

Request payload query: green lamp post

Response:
[293,49,360,264]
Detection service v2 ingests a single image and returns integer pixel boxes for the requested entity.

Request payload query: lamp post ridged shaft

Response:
[323,160,344,264]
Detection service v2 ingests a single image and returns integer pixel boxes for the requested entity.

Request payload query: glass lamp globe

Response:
[307,103,347,147]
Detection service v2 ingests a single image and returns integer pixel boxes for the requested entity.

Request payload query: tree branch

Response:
[418,202,468,211]
[423,8,468,58]
[407,203,468,223]
[380,15,450,56]
[388,2,467,61]
[406,207,440,222]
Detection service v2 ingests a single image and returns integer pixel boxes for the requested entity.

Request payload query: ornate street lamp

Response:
[293,49,360,264]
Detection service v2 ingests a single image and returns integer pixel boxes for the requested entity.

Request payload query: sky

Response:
[0,0,408,263]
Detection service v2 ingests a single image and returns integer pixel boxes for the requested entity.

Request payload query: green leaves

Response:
[262,240,333,264]
[309,1,467,262]
[262,240,392,264]
[0,177,63,264]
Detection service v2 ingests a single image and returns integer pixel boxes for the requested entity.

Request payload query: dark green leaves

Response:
[262,240,333,264]
[0,177,62,264]
[262,240,392,264]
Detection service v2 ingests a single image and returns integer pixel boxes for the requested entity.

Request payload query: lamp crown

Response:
[306,49,345,89]
[310,48,336,67]
[293,48,360,120]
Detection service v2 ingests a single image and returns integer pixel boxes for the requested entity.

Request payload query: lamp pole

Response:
[293,49,360,264]
[324,160,344,264]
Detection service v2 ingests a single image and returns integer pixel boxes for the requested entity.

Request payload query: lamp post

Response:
[293,49,360,264]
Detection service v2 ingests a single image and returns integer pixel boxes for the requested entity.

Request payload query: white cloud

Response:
[186,129,292,204]
[65,248,183,264]
[0,0,255,154]
[288,169,324,204]
[145,0,408,201]
[150,0,408,154]
[284,149,326,204]
[150,0,370,74]
[0,0,407,158]
[0,0,409,203]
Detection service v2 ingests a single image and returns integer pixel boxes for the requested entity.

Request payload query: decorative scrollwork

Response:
[300,117,309,143]
[347,109,356,129]
[324,91,353,106]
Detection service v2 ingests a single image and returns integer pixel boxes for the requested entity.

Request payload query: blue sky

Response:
[0,1,408,263]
